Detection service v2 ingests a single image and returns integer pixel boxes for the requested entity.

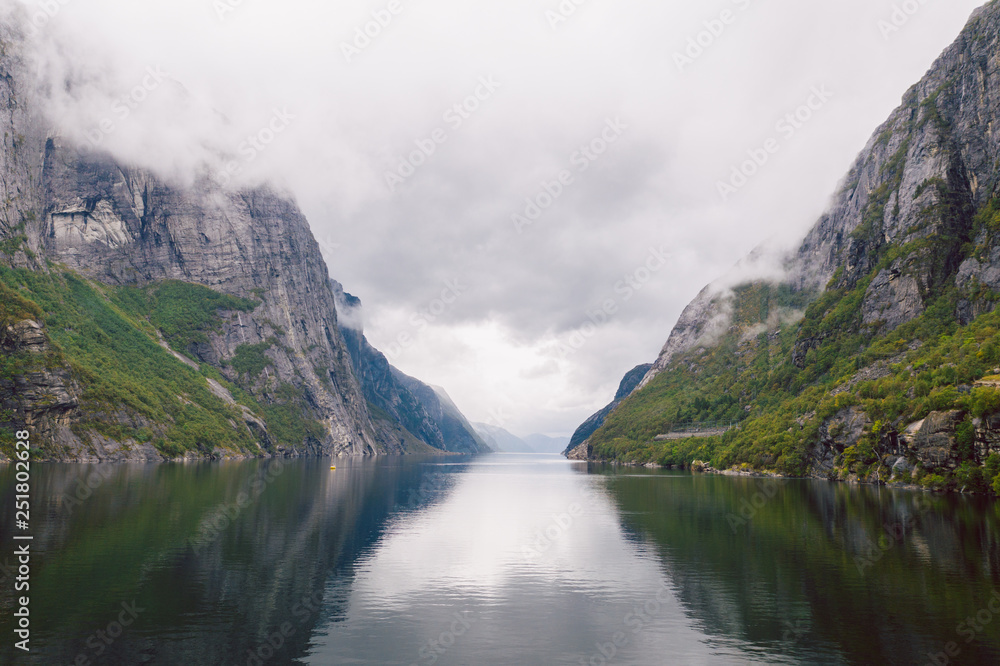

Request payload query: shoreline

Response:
[0,449,471,466]
[576,457,980,496]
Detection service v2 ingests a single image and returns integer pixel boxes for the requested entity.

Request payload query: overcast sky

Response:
[11,0,987,437]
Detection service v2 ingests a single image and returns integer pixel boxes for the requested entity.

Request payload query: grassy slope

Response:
[0,267,325,459]
[589,205,1000,495]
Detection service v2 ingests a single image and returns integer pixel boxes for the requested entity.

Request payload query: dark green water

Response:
[0,454,999,665]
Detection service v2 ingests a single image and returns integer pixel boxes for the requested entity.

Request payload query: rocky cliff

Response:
[333,281,489,454]
[0,20,471,461]
[391,371,491,454]
[638,2,993,394]
[576,1,1000,494]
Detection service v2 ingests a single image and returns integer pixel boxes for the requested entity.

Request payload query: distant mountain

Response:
[472,423,533,453]
[333,282,491,455]
[473,423,570,454]
[524,433,571,454]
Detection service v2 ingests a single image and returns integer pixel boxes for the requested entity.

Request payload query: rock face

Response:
[0,22,478,460]
[333,281,488,454]
[566,441,591,461]
[571,4,1000,486]
[636,289,725,392]
[0,22,45,264]
[565,363,652,457]
[0,319,81,454]
[391,370,491,454]
[634,4,1000,393]
[912,410,965,470]
[809,407,870,478]
[861,270,924,331]
[36,141,384,456]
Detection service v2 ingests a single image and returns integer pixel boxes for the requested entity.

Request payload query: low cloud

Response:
[333,289,365,333]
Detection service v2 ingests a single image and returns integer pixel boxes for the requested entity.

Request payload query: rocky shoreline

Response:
[0,445,467,465]
[0,448,304,465]
[574,457,960,495]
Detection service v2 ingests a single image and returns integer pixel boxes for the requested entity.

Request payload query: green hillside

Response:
[589,214,1000,495]
[0,267,325,460]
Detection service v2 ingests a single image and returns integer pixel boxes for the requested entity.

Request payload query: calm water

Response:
[1,454,1000,665]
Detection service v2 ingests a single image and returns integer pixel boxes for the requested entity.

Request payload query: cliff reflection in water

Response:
[599,468,1000,665]
[3,457,1000,665]
[0,457,465,665]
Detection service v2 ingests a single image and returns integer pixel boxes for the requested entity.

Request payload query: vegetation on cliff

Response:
[0,267,325,459]
[588,205,1000,494]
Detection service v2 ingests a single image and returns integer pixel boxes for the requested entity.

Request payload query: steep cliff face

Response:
[640,3,1000,394]
[0,22,44,268]
[0,23,470,461]
[333,281,489,454]
[34,140,385,456]
[0,319,83,454]
[578,2,1000,493]
[391,370,491,454]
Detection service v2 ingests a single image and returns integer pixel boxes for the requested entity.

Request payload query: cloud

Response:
[332,287,365,333]
[8,0,988,435]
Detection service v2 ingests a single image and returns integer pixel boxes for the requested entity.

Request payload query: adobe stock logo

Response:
[716,85,834,202]
[82,66,169,149]
[214,109,296,187]
[878,0,934,41]
[24,0,73,35]
[341,0,407,63]
[214,0,248,21]
[673,0,756,72]
[385,76,502,193]
[545,0,590,31]
[556,245,670,360]
[511,118,628,234]
[384,278,468,360]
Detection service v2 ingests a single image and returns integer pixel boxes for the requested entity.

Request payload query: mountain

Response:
[564,363,652,457]
[393,377,492,454]
[333,282,490,454]
[472,423,569,454]
[472,423,533,453]
[572,2,1000,494]
[0,20,476,462]
[523,433,570,454]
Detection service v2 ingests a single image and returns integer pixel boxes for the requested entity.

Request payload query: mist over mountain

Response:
[472,423,533,454]
[570,1,1000,496]
[0,0,984,438]
[0,17,482,461]
[523,433,570,454]
[472,423,569,454]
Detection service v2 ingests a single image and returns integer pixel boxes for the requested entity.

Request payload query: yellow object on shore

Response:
[330,466,337,470]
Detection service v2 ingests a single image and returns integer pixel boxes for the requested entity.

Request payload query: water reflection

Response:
[1,455,998,665]
[0,457,466,665]
[307,457,759,665]
[598,467,1000,665]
